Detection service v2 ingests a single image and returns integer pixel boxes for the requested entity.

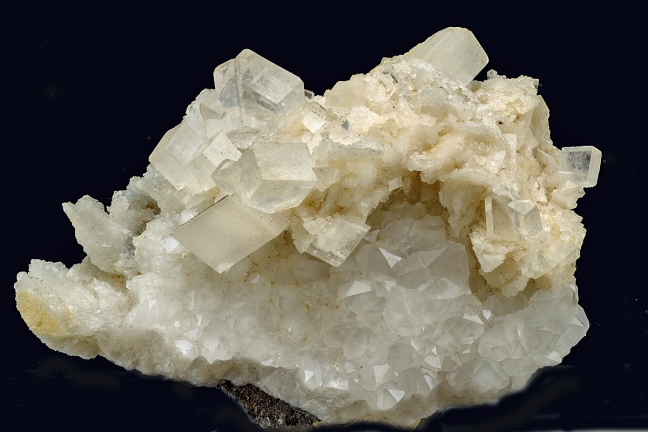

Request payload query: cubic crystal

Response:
[507,199,543,237]
[171,195,289,273]
[236,49,305,117]
[149,49,305,195]
[403,27,489,85]
[15,27,600,428]
[237,141,317,213]
[559,145,602,187]
[304,215,370,266]
[149,122,209,193]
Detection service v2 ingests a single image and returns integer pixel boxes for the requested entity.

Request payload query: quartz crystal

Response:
[15,27,601,426]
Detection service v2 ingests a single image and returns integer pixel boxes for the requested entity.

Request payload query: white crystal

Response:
[149,122,209,193]
[301,111,326,133]
[171,195,289,273]
[304,215,370,266]
[149,49,305,195]
[387,177,403,191]
[507,199,543,237]
[559,145,602,187]
[15,27,600,427]
[237,49,305,117]
[403,27,489,85]
[237,141,317,213]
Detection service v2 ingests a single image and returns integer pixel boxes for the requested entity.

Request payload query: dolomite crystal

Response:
[15,27,601,426]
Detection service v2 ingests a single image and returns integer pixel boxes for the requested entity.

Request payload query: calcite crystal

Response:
[15,27,600,426]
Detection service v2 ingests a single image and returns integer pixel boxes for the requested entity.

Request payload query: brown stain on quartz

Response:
[16,291,67,337]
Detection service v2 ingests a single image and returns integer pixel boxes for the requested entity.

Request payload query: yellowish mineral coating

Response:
[16,291,68,337]
[15,27,599,426]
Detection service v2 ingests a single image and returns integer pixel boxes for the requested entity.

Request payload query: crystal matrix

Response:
[15,27,600,426]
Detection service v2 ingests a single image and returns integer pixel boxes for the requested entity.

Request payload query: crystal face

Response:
[559,145,603,187]
[171,195,290,273]
[403,27,489,85]
[236,142,317,213]
[14,27,601,426]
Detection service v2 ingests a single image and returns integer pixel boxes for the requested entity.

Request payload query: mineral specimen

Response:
[15,27,600,426]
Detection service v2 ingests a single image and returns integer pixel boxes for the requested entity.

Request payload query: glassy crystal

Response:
[171,195,289,273]
[388,177,403,191]
[149,122,208,193]
[238,142,317,213]
[237,49,305,117]
[15,27,600,428]
[507,199,543,237]
[403,27,489,85]
[184,89,210,139]
[559,146,602,187]
[211,159,242,195]
[485,194,518,240]
[305,215,370,266]
[302,111,326,133]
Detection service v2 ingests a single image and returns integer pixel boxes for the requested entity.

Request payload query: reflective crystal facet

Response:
[305,215,370,266]
[403,27,489,85]
[149,50,305,195]
[507,200,543,237]
[238,142,317,213]
[15,27,600,428]
[171,195,289,273]
[559,146,602,187]
[237,49,305,117]
[149,122,208,193]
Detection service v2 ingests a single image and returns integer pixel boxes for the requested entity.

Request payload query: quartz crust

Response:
[15,27,600,426]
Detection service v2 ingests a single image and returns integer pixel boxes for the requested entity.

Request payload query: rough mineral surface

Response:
[15,27,600,426]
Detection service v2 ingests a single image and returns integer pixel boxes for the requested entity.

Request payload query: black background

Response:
[3,1,647,431]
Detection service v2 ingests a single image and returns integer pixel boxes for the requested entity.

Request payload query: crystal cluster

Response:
[15,27,600,426]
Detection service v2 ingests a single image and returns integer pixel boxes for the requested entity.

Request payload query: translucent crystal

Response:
[202,132,242,167]
[200,85,230,138]
[522,237,575,279]
[403,27,488,85]
[194,135,243,188]
[199,86,227,121]
[15,27,599,428]
[302,111,326,133]
[388,177,403,191]
[559,146,602,187]
[171,195,289,273]
[237,142,317,213]
[305,215,370,266]
[507,200,543,237]
[200,49,305,143]
[485,194,518,240]
[236,49,305,117]
[149,122,207,193]
[211,159,242,195]
[184,89,210,139]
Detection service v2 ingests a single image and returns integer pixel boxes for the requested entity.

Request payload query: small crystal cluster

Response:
[15,28,600,425]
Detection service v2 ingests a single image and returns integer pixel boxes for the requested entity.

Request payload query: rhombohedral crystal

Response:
[15,27,601,426]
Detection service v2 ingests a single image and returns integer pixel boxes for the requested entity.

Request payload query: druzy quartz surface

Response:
[15,27,600,426]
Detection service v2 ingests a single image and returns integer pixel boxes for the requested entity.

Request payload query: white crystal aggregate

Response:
[15,27,599,426]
